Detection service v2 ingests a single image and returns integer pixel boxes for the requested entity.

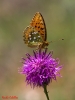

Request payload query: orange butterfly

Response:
[23,12,49,49]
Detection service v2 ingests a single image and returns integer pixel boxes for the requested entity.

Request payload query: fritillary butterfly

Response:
[23,12,49,49]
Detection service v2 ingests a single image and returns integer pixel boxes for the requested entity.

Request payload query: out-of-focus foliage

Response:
[0,0,75,100]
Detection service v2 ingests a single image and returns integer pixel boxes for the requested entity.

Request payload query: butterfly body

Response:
[23,12,49,49]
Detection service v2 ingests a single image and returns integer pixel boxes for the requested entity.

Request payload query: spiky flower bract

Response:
[19,49,62,88]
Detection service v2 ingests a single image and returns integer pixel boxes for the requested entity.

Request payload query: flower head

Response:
[19,49,62,87]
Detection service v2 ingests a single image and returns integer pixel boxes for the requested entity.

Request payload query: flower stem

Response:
[43,84,50,100]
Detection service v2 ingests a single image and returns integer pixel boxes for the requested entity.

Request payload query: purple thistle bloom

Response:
[19,49,62,87]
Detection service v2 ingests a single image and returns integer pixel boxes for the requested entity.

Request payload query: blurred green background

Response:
[0,0,75,100]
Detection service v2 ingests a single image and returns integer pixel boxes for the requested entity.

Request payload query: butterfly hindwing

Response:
[23,26,43,47]
[23,26,33,44]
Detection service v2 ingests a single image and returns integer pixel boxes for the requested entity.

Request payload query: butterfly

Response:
[23,12,49,49]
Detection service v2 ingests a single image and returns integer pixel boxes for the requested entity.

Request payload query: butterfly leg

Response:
[35,43,42,51]
[44,46,48,49]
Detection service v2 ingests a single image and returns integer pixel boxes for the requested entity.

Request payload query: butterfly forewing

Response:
[30,12,47,41]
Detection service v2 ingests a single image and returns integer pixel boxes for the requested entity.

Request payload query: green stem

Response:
[43,84,50,100]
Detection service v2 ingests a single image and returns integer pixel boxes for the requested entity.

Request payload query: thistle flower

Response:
[19,48,63,100]
[19,49,62,87]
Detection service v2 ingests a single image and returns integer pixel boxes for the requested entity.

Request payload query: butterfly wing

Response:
[30,12,47,41]
[23,26,43,47]
[23,26,33,44]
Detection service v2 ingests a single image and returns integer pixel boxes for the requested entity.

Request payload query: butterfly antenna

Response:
[49,38,64,44]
